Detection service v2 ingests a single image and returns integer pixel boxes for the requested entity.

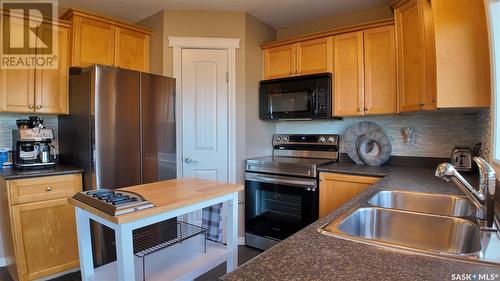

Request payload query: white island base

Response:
[88,237,229,281]
[71,181,240,281]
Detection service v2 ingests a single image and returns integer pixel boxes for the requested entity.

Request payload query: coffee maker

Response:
[12,117,56,169]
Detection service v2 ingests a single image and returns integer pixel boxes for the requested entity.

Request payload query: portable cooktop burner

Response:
[72,189,155,216]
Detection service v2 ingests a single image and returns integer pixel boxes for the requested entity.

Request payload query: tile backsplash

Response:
[276,109,489,158]
[0,114,59,153]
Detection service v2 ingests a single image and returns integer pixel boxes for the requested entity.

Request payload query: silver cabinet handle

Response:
[46,187,52,192]
[36,105,42,109]
[29,105,34,109]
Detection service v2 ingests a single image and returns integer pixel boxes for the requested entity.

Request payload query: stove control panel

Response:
[273,134,339,146]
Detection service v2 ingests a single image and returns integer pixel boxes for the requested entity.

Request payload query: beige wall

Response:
[276,5,393,39]
[244,13,276,159]
[163,10,246,78]
[137,11,165,75]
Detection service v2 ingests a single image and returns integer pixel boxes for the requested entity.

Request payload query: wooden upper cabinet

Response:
[115,27,150,72]
[363,26,397,115]
[395,0,428,112]
[0,17,69,114]
[62,9,151,71]
[319,173,379,218]
[432,0,490,108]
[71,16,115,67]
[35,23,70,114]
[333,31,364,116]
[0,69,35,113]
[394,0,489,111]
[0,13,35,113]
[263,44,296,79]
[263,38,333,79]
[296,37,332,75]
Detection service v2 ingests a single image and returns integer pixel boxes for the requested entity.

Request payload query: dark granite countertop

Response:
[223,163,500,281]
[0,164,83,180]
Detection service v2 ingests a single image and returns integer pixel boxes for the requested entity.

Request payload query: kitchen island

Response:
[223,163,500,281]
[69,178,243,281]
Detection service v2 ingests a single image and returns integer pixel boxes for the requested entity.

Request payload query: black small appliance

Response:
[259,73,332,121]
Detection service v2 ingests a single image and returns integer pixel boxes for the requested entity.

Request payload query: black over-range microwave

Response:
[259,73,332,121]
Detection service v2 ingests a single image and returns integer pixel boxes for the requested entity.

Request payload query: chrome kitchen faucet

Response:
[435,157,497,229]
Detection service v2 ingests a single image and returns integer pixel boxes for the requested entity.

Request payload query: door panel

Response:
[395,0,427,112]
[73,17,115,67]
[363,26,397,115]
[93,66,141,189]
[333,31,364,116]
[319,173,379,218]
[0,14,34,113]
[141,73,176,183]
[11,199,79,281]
[263,44,296,79]
[115,27,150,72]
[35,23,70,114]
[296,37,332,75]
[181,49,228,182]
[0,68,35,112]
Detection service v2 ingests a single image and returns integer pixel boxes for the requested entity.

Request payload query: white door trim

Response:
[168,36,240,184]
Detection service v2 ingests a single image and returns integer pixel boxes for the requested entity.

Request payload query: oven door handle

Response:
[245,173,317,189]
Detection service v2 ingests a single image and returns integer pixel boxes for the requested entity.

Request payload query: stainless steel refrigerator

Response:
[59,64,176,265]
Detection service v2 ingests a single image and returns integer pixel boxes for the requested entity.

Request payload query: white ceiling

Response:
[58,0,391,28]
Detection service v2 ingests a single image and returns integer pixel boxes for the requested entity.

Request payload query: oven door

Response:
[259,77,316,120]
[245,172,318,243]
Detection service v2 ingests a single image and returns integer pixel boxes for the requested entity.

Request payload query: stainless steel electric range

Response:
[245,134,339,250]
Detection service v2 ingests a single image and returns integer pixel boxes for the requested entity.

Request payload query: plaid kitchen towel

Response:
[202,203,223,243]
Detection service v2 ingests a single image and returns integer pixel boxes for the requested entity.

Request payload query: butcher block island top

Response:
[68,178,243,224]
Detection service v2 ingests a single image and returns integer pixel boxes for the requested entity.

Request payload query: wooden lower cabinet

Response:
[319,173,379,218]
[0,174,82,281]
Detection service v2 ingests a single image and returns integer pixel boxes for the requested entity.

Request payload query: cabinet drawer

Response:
[10,174,82,205]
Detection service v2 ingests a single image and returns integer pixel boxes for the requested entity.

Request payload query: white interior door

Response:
[181,49,229,237]
[181,48,228,181]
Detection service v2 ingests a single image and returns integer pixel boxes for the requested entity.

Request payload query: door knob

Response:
[29,105,34,109]
[184,157,194,164]
[36,105,42,109]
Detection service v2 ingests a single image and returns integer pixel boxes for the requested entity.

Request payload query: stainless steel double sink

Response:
[319,190,500,264]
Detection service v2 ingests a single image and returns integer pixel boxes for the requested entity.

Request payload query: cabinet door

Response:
[72,16,115,67]
[11,198,79,281]
[363,26,397,115]
[0,69,35,113]
[395,0,427,112]
[35,24,70,114]
[115,27,150,72]
[333,31,364,116]
[0,14,35,113]
[296,37,332,75]
[319,173,379,218]
[263,44,296,79]
[432,0,490,108]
